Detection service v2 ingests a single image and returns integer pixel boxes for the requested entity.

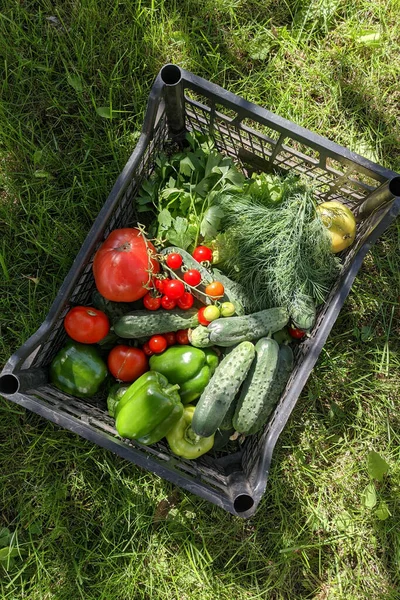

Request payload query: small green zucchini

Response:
[233,337,279,434]
[191,341,255,437]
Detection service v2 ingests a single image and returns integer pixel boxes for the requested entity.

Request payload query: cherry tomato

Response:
[143,292,162,311]
[108,345,148,382]
[193,245,213,263]
[148,335,168,354]
[177,291,194,310]
[220,301,236,317]
[164,332,176,346]
[142,342,154,356]
[166,253,183,269]
[288,326,306,340]
[184,269,202,287]
[205,281,224,299]
[163,279,185,300]
[198,306,211,326]
[176,329,189,345]
[203,305,220,322]
[161,296,177,310]
[64,306,110,344]
[154,278,168,294]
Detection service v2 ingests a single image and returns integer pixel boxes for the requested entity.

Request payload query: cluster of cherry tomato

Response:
[142,329,189,356]
[143,281,194,311]
[143,245,225,315]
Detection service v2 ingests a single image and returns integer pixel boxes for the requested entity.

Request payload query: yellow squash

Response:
[316,200,356,253]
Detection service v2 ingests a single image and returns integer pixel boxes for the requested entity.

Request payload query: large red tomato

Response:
[93,228,160,302]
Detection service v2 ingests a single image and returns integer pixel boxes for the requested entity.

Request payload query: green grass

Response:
[1,0,399,598]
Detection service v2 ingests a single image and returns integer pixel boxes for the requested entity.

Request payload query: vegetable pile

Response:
[49,132,357,460]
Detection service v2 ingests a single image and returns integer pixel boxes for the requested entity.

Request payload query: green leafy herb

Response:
[217,180,341,311]
[137,132,244,250]
[200,205,224,239]
[166,216,195,250]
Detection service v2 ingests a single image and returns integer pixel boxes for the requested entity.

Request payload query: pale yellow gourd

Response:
[316,200,357,253]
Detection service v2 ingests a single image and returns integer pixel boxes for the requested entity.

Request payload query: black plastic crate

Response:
[1,64,399,517]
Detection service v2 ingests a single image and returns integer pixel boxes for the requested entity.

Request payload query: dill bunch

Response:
[218,184,341,313]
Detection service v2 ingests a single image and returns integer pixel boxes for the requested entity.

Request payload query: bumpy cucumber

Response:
[219,393,238,431]
[189,306,289,348]
[114,308,199,338]
[290,293,316,331]
[233,337,279,434]
[192,341,255,437]
[160,247,244,315]
[247,344,294,435]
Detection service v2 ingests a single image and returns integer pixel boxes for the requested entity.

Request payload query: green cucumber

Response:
[219,393,238,431]
[114,308,199,339]
[290,293,316,331]
[189,306,289,348]
[192,341,255,437]
[233,337,279,434]
[247,344,294,435]
[272,328,292,345]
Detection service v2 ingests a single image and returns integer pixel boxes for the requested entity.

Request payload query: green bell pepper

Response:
[106,383,130,417]
[149,345,218,404]
[166,405,214,459]
[115,371,183,445]
[50,341,108,397]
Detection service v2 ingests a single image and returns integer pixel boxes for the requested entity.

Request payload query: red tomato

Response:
[198,306,211,326]
[148,335,168,354]
[161,296,177,310]
[93,228,160,302]
[288,326,306,340]
[183,269,202,287]
[176,329,189,345]
[142,342,154,356]
[166,253,183,269]
[143,293,162,311]
[64,306,110,344]
[108,345,148,382]
[177,291,194,310]
[163,279,185,299]
[164,332,176,346]
[192,246,212,263]
[205,281,224,299]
